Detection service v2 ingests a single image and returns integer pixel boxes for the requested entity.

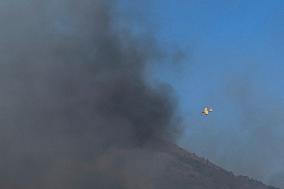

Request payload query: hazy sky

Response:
[126,0,284,188]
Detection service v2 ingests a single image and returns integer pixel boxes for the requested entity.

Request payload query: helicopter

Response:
[202,106,213,116]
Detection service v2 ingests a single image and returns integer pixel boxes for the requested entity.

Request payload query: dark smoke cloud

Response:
[0,0,180,188]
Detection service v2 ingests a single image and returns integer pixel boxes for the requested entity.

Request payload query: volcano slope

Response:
[64,139,278,189]
[131,139,279,189]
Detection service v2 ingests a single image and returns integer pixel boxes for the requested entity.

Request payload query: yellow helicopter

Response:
[202,106,213,116]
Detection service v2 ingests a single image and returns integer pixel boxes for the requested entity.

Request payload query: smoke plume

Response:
[0,0,179,188]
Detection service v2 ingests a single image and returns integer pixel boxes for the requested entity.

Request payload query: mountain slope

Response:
[135,139,279,189]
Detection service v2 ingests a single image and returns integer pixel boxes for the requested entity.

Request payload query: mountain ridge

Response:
[139,139,279,189]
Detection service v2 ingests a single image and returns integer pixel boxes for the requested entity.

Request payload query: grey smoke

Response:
[0,0,179,188]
